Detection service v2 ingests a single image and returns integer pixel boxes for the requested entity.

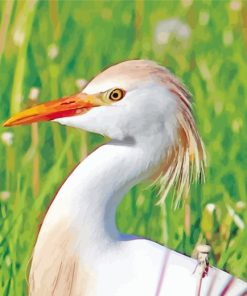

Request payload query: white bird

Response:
[4,60,247,296]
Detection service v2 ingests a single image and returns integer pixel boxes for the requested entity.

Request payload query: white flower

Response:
[154,18,191,46]
[1,132,14,146]
[236,201,245,210]
[29,87,40,101]
[75,79,88,90]
[0,191,10,201]
[196,244,211,254]
[181,0,193,7]
[206,203,216,213]
[230,0,242,11]
[48,44,59,60]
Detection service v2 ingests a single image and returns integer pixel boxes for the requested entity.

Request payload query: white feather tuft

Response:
[155,73,206,207]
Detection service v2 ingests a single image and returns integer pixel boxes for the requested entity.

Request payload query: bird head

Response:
[4,60,179,140]
[4,60,206,205]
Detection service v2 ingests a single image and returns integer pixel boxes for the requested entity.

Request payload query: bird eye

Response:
[108,89,125,101]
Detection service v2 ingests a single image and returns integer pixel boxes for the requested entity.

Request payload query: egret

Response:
[4,60,247,295]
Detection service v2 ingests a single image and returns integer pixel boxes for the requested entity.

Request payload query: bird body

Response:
[4,60,247,295]
[28,140,247,296]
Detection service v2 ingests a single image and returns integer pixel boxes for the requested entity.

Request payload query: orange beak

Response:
[3,92,104,127]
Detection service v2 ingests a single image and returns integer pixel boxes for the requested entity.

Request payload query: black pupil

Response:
[112,91,119,98]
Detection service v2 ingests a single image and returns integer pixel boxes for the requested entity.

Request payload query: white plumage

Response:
[4,60,246,295]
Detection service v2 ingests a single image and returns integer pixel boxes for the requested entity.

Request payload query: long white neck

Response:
[41,134,171,255]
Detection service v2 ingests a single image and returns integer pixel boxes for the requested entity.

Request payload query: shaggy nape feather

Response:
[154,68,206,207]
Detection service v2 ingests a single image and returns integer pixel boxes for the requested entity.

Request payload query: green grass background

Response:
[0,0,247,294]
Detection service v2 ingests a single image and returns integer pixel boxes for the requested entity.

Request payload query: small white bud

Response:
[48,44,59,60]
[0,191,10,201]
[196,244,211,254]
[206,203,216,213]
[236,201,245,210]
[75,79,88,90]
[29,87,40,101]
[230,0,241,11]
[154,19,191,46]
[1,132,14,146]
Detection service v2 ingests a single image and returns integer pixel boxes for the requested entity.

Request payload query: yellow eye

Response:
[108,88,125,101]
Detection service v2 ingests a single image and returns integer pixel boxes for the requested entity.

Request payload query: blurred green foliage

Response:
[0,0,247,294]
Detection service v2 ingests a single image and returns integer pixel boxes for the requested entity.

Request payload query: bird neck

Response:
[45,135,169,255]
